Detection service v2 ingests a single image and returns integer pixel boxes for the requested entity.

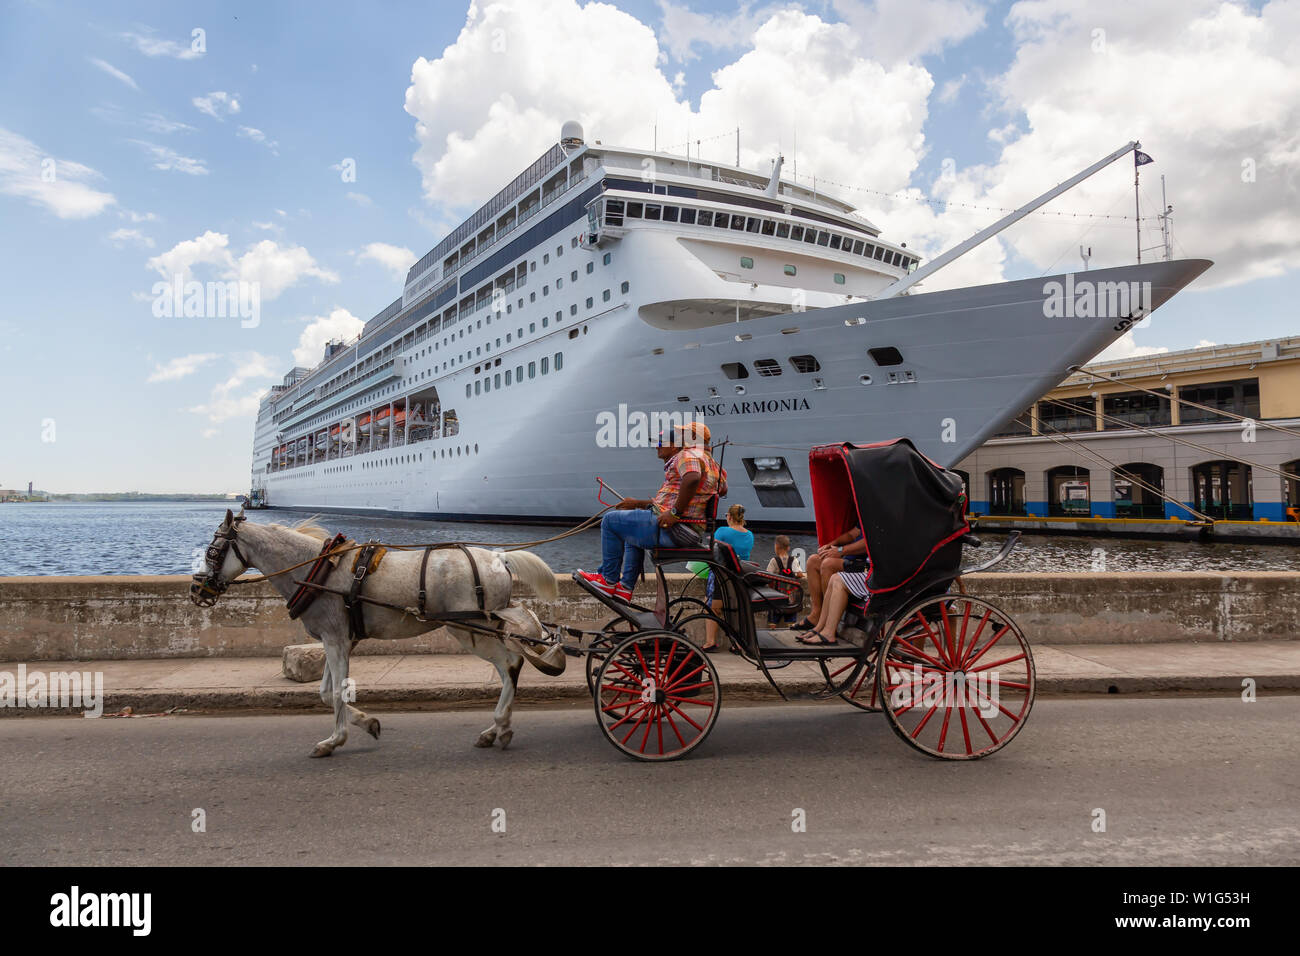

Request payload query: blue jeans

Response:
[599,509,674,589]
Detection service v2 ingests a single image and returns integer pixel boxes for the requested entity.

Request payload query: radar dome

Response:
[561,120,584,147]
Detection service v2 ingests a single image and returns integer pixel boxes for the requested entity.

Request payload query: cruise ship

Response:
[250,122,1212,525]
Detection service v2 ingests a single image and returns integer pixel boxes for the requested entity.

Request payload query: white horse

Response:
[191,509,562,757]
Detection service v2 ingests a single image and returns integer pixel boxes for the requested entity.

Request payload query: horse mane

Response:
[266,517,332,541]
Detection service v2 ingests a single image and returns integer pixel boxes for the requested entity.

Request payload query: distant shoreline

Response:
[2,496,238,503]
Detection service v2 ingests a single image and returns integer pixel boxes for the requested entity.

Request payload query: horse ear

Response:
[224,508,234,526]
[237,505,246,521]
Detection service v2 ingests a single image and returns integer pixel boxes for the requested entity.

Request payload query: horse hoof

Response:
[498,730,513,750]
[310,744,334,758]
[474,731,496,748]
[363,718,381,739]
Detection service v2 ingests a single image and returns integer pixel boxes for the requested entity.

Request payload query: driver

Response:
[578,421,724,602]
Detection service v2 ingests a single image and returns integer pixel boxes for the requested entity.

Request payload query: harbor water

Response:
[0,501,1296,576]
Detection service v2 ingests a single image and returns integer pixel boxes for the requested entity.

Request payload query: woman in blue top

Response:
[703,504,753,652]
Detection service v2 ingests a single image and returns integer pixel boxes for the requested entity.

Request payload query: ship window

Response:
[483,377,490,392]
[556,245,562,257]
[570,304,577,316]
[754,358,783,377]
[505,370,512,385]
[815,231,829,246]
[541,357,549,374]
[790,354,821,373]
[776,222,790,239]
[784,264,797,276]
[494,373,501,388]
[680,208,696,225]
[761,219,775,236]
[730,216,746,232]
[829,234,842,250]
[740,257,754,269]
[586,297,593,308]
[569,329,579,339]
[873,246,885,260]
[516,365,523,380]
[571,270,578,282]
[833,273,845,284]
[602,289,611,302]
[663,206,679,223]
[572,237,578,248]
[721,362,749,380]
[644,204,661,221]
[528,361,536,379]
[543,253,549,264]
[697,210,713,227]
[620,281,629,293]
[555,352,563,370]
[542,316,549,327]
[530,262,536,271]
[626,202,643,218]
[543,285,549,296]
[466,384,471,397]
[714,214,730,229]
[530,292,536,302]
[852,240,864,255]
[746,217,761,233]
[603,252,611,265]
[586,262,594,274]
[870,347,904,367]
[790,226,804,242]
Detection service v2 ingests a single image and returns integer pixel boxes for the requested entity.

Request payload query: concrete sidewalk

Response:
[3,641,1299,715]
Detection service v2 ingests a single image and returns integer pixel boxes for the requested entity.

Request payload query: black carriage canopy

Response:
[809,438,970,595]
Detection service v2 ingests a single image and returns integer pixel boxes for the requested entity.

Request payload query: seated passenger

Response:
[577,422,723,602]
[796,564,870,645]
[793,526,865,631]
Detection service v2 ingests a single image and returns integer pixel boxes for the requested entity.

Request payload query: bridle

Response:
[190,516,250,607]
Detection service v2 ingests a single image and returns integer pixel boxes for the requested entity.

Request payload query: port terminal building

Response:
[955,337,1300,528]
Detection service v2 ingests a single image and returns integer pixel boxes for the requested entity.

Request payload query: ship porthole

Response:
[859,374,872,385]
[734,385,746,395]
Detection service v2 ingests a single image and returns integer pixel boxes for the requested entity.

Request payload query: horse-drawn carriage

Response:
[193,438,1033,762]
[567,438,1034,761]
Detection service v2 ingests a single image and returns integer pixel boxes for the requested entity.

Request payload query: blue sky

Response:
[1,0,1296,493]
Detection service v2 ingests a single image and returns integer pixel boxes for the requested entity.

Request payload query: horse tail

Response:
[501,549,558,601]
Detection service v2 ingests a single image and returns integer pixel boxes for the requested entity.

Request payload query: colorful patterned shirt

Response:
[652,447,723,523]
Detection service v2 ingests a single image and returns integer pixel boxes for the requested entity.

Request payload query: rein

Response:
[223,506,612,588]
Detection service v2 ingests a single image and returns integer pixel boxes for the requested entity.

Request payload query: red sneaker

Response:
[576,570,634,603]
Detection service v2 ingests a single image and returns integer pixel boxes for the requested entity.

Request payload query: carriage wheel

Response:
[877,595,1034,760]
[593,630,720,761]
[665,596,712,627]
[585,617,635,696]
[831,646,882,711]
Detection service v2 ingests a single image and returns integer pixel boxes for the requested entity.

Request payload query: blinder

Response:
[190,516,249,607]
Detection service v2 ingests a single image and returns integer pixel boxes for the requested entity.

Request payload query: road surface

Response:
[1,697,1296,865]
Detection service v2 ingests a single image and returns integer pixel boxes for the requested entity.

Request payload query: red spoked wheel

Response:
[832,646,882,711]
[593,630,720,761]
[585,617,634,696]
[877,595,1034,760]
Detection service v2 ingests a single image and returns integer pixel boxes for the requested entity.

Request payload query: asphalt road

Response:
[2,697,1297,865]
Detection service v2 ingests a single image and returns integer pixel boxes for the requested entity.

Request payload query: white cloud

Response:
[108,227,154,249]
[147,352,219,383]
[192,91,240,119]
[188,352,279,423]
[89,57,139,91]
[346,191,373,207]
[121,29,204,60]
[356,242,415,278]
[146,230,232,281]
[234,239,339,299]
[293,308,364,367]
[251,220,275,230]
[91,106,195,134]
[656,0,776,62]
[122,209,158,223]
[829,0,986,64]
[1094,334,1170,363]
[237,126,279,155]
[0,127,116,219]
[146,231,338,300]
[953,0,1300,291]
[937,74,966,104]
[132,140,209,175]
